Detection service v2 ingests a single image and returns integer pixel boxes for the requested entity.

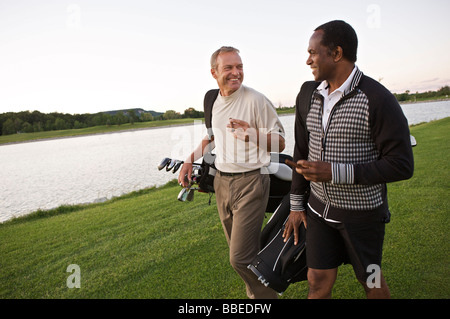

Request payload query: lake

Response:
[1,100,449,223]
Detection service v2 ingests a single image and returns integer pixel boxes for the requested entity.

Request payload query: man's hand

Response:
[177,136,214,188]
[283,210,307,245]
[295,160,332,182]
[227,118,285,152]
[178,162,193,188]
[227,118,255,142]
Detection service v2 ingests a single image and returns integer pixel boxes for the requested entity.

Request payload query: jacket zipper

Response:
[319,90,357,219]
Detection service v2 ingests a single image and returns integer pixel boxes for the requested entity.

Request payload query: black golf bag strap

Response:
[295,81,320,128]
[204,89,220,139]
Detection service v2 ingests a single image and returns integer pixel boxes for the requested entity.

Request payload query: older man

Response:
[178,46,285,299]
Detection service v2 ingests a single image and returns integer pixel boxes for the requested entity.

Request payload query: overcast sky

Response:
[1,0,449,114]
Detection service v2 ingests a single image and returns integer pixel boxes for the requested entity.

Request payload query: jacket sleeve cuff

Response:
[290,193,307,212]
[331,163,354,184]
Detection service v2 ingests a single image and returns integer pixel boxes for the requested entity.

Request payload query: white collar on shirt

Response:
[317,66,357,99]
[317,66,357,129]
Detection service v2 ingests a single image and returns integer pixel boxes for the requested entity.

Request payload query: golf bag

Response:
[197,152,217,194]
[244,82,319,293]
[265,153,293,213]
[248,193,308,294]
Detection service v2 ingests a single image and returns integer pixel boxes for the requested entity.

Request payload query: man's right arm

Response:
[284,88,311,244]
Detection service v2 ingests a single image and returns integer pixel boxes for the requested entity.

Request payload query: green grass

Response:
[0,118,449,299]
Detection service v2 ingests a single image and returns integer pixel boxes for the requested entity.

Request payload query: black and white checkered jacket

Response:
[290,68,414,223]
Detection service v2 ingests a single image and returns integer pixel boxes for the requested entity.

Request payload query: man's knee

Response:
[307,268,338,299]
[229,253,249,273]
[358,271,391,299]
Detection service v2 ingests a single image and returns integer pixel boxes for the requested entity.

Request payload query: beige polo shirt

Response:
[211,85,285,173]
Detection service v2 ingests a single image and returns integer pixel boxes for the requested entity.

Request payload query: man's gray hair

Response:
[210,46,240,69]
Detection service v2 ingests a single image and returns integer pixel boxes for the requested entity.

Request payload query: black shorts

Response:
[306,208,386,282]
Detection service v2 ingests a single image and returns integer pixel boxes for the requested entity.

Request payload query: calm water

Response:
[0,100,449,223]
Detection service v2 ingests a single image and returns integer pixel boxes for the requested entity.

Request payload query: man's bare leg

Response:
[307,268,338,299]
[360,270,391,299]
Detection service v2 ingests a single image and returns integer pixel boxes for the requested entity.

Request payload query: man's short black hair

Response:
[315,20,358,63]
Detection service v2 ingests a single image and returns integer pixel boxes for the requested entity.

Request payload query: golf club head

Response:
[166,159,176,171]
[177,187,196,202]
[158,158,171,170]
[178,187,190,202]
[187,188,195,201]
[172,160,183,173]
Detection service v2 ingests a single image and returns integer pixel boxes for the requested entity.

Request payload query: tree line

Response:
[0,107,204,136]
[393,85,449,102]
[1,86,448,136]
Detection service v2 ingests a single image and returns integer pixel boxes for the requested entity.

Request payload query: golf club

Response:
[158,157,171,171]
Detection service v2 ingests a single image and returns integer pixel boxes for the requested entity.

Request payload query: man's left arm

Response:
[352,93,414,185]
[227,119,285,152]
[228,96,285,152]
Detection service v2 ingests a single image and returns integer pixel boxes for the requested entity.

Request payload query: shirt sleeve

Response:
[257,96,285,138]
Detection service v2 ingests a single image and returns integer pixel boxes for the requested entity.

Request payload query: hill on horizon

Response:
[101,108,163,118]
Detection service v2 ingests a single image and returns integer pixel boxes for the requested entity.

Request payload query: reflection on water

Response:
[400,100,450,125]
[0,123,209,223]
[0,101,448,222]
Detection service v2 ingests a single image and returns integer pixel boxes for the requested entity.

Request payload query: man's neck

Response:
[327,63,355,94]
[219,85,242,97]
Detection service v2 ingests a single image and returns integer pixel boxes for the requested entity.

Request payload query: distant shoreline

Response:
[398,97,450,105]
[1,99,448,147]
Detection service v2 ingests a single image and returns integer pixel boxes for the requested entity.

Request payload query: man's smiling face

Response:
[306,29,336,83]
[211,51,244,96]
